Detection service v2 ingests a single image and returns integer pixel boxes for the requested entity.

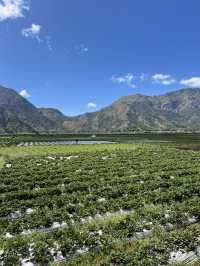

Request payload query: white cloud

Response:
[152,73,170,81]
[161,79,175,85]
[75,44,89,55]
[22,23,42,42]
[180,77,200,88]
[140,73,146,81]
[19,89,30,98]
[22,24,53,51]
[0,0,29,21]
[152,73,176,85]
[111,73,136,88]
[45,36,53,51]
[87,102,97,108]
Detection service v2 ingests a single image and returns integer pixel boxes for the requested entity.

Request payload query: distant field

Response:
[0,144,200,265]
[0,143,137,161]
[1,132,200,146]
[0,157,4,169]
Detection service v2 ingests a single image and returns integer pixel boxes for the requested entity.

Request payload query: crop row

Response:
[0,204,200,265]
[66,223,200,266]
[0,145,200,265]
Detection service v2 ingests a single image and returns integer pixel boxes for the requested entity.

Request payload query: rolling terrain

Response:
[1,85,200,133]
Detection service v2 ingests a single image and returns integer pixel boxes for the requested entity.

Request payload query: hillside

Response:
[1,86,200,133]
[0,86,63,133]
[60,88,200,132]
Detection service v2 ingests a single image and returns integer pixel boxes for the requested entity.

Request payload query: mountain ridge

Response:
[1,85,200,133]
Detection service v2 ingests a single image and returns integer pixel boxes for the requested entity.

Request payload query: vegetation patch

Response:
[0,144,200,265]
[0,143,137,160]
[0,157,4,170]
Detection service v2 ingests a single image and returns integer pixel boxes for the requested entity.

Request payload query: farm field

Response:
[0,143,200,265]
[2,133,200,146]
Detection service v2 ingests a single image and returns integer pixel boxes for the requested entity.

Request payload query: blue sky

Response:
[1,0,200,115]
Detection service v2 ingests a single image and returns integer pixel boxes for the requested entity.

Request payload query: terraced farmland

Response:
[0,144,200,265]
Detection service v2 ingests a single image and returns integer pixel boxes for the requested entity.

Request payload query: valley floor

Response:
[0,143,200,265]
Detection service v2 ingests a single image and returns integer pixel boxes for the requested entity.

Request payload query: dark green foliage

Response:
[0,145,200,265]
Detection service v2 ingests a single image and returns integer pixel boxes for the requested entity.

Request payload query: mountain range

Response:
[1,85,200,133]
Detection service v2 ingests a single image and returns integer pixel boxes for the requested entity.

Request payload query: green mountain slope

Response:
[59,89,200,132]
[1,86,200,133]
[0,86,63,133]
